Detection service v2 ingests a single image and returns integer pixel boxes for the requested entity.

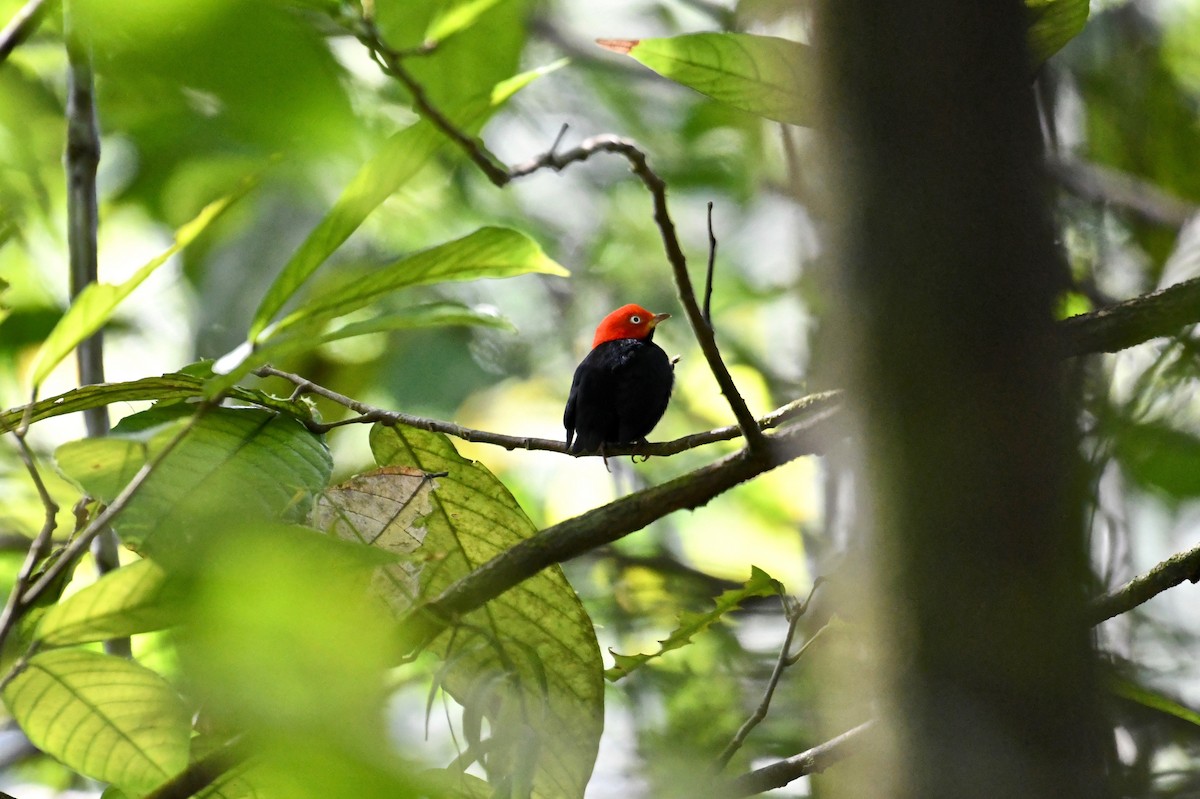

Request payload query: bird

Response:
[564,303,675,455]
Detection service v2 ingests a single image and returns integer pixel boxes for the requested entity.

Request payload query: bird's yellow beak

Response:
[650,312,671,328]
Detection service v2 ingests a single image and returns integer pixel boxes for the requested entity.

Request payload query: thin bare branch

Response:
[704,201,717,328]
[255,365,841,456]
[716,581,825,770]
[1089,540,1200,625]
[0,0,51,64]
[0,433,60,655]
[719,721,875,798]
[18,402,212,610]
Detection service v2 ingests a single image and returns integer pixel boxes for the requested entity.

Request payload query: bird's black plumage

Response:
[564,334,674,454]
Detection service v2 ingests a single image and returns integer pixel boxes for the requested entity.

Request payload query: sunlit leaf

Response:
[246,63,562,343]
[36,558,178,646]
[271,228,565,337]
[311,466,438,612]
[424,0,505,42]
[240,302,516,365]
[371,425,603,799]
[28,182,253,388]
[1111,674,1200,728]
[606,566,782,681]
[598,33,814,126]
[3,649,190,796]
[0,371,313,435]
[54,405,332,554]
[1027,0,1089,66]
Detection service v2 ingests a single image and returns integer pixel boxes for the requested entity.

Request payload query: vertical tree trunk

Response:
[814,1,1108,796]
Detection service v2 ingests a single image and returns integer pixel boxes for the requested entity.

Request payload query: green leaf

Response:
[246,63,560,343]
[54,405,332,554]
[371,425,603,799]
[598,33,814,126]
[240,302,516,366]
[271,228,565,337]
[605,566,782,681]
[3,649,190,795]
[1027,0,1089,66]
[424,0,505,42]
[28,182,253,388]
[36,558,178,646]
[0,371,314,435]
[1113,421,1200,500]
[1111,674,1200,728]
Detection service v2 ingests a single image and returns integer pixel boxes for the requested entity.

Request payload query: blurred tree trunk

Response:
[813,1,1109,797]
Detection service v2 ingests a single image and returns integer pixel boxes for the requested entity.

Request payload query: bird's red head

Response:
[592,304,671,348]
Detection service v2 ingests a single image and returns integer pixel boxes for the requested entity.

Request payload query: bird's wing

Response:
[563,368,583,447]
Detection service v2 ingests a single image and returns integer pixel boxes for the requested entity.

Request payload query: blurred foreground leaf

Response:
[178,523,418,799]
[371,424,603,799]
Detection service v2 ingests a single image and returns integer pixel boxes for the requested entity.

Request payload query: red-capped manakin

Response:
[564,304,675,454]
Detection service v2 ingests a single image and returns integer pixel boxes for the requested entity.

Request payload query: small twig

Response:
[715,580,825,770]
[354,17,509,186]
[255,365,841,456]
[142,735,250,799]
[0,0,50,64]
[0,433,60,655]
[1089,540,1200,625]
[784,619,830,667]
[1047,155,1198,229]
[17,402,212,610]
[704,202,717,329]
[719,721,875,798]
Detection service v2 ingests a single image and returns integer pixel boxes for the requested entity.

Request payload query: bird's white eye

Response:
[630,315,641,324]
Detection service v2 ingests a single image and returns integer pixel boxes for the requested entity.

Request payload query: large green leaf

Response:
[1027,0,1089,66]
[371,425,603,799]
[3,649,190,796]
[605,566,782,681]
[0,371,309,435]
[54,405,332,554]
[270,228,565,337]
[598,33,814,126]
[246,64,560,343]
[28,183,251,388]
[424,0,505,42]
[36,558,178,646]
[1113,420,1200,500]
